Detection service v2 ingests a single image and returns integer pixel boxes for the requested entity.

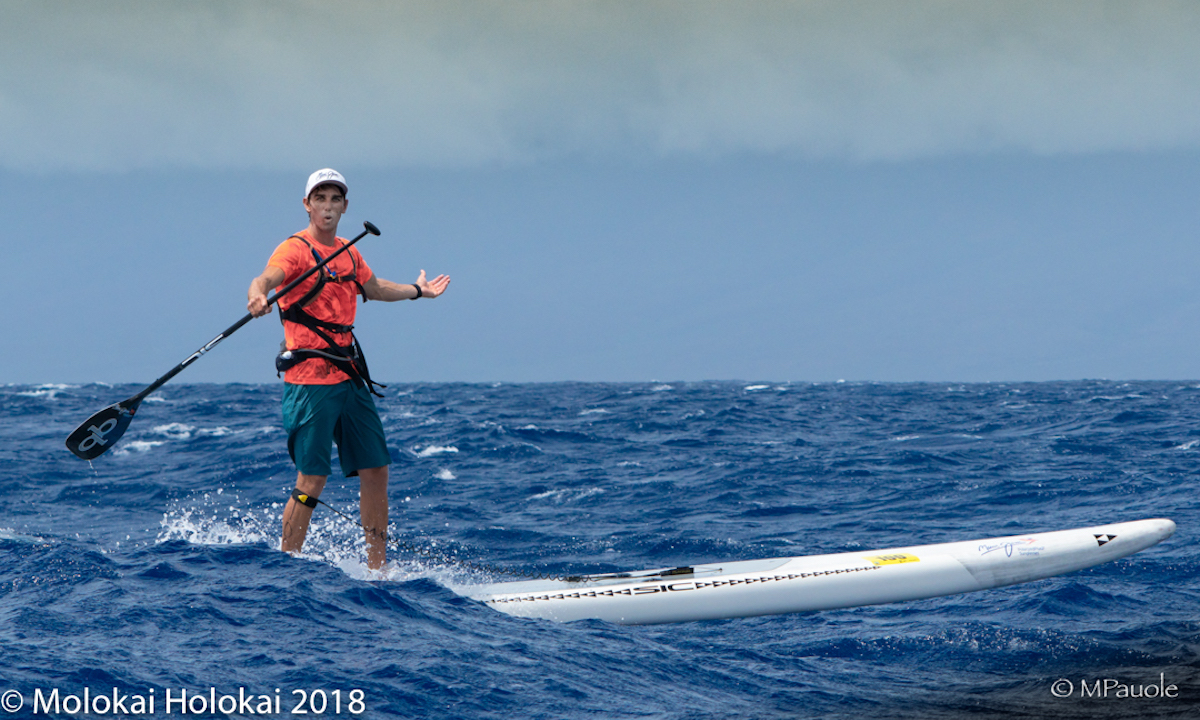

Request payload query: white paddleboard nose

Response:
[1117,517,1175,541]
[1149,518,1176,541]
[1093,518,1176,556]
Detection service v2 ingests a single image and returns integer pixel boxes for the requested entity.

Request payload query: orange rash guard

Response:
[267,230,374,385]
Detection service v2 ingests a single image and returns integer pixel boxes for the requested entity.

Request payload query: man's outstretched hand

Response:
[415,270,451,299]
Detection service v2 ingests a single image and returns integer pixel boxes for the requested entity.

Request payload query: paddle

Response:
[65,221,382,460]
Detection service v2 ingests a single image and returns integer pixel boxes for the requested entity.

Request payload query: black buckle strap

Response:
[279,303,355,334]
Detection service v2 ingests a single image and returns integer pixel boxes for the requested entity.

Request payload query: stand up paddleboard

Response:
[464,518,1175,625]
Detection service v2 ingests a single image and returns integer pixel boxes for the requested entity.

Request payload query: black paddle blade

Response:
[65,401,137,460]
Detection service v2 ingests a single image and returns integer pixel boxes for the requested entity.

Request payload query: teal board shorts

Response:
[282,381,391,477]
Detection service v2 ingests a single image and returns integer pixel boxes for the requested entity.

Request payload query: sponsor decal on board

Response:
[487,564,883,605]
[978,538,1044,558]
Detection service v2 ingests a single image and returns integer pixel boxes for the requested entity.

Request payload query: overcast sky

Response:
[5,1,1200,383]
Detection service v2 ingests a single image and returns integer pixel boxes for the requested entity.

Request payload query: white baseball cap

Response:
[305,168,348,198]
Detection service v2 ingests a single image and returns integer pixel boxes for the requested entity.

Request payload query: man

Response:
[247,169,450,569]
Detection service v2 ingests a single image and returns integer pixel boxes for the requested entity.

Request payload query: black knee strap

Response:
[291,488,319,509]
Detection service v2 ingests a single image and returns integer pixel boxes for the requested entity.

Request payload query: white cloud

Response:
[3,0,1200,171]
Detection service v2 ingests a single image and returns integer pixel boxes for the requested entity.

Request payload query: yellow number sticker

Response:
[865,553,920,566]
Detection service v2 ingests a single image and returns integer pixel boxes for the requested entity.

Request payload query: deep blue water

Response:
[2,380,1197,719]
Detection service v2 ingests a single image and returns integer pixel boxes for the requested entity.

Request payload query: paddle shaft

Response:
[122,222,380,409]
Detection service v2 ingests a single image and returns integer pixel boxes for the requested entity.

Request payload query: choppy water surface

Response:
[1,381,1197,719]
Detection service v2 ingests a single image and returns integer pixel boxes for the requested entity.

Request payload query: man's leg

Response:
[358,465,389,569]
[281,472,328,554]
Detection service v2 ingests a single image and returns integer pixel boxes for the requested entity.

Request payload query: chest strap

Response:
[278,234,366,318]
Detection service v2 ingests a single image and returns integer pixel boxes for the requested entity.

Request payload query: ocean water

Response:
[1,380,1197,719]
